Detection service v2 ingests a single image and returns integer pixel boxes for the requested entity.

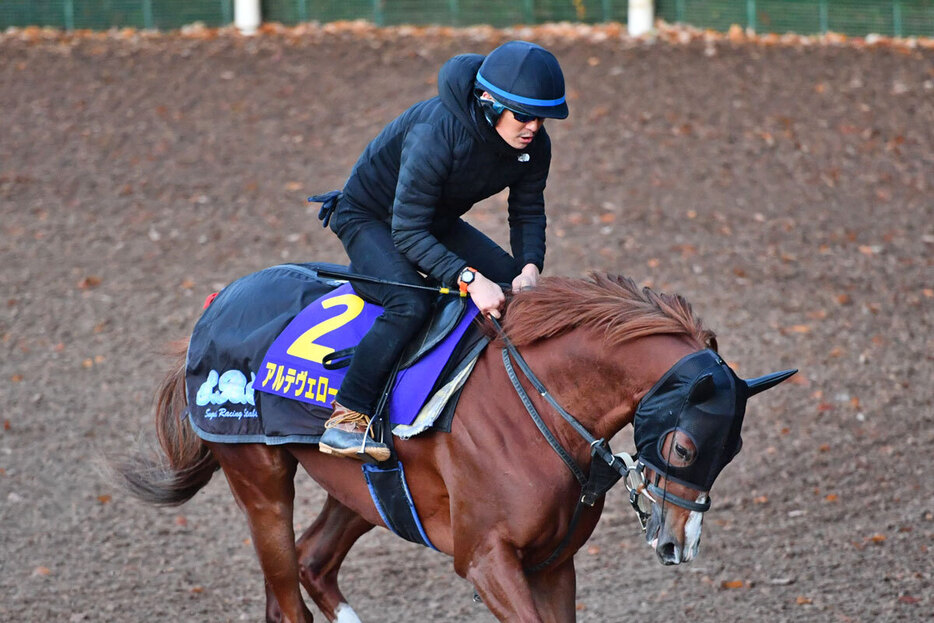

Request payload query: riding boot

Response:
[318,401,391,462]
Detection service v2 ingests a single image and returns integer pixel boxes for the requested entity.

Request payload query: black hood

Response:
[438,54,486,142]
[634,349,746,492]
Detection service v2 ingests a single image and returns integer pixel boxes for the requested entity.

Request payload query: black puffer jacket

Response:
[338,53,551,285]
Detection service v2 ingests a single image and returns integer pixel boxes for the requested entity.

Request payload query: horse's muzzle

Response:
[644,503,703,565]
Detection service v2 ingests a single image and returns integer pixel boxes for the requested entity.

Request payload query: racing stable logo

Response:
[195,369,258,419]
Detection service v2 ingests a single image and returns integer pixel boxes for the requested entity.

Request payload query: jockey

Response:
[315,40,569,461]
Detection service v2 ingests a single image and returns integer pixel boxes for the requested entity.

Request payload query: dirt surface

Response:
[1,24,932,623]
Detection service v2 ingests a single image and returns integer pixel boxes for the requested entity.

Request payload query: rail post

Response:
[142,0,153,29]
[234,0,260,34]
[63,0,75,31]
[893,0,903,37]
[373,0,384,26]
[628,0,654,36]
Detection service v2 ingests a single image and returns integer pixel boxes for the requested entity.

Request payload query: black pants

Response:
[331,215,520,416]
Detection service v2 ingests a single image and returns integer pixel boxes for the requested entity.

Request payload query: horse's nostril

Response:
[657,541,678,564]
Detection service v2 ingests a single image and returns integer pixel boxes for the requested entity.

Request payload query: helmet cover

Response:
[475,40,568,120]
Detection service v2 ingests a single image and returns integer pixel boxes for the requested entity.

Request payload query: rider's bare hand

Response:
[511,263,540,292]
[468,273,506,319]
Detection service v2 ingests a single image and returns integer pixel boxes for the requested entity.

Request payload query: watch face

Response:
[461,269,475,284]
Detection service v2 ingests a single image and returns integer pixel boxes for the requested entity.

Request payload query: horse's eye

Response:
[660,430,697,467]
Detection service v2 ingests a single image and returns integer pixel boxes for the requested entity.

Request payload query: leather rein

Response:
[489,317,654,572]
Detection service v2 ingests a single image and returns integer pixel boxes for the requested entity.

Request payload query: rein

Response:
[489,318,652,572]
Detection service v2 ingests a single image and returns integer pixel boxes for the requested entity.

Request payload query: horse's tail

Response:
[116,345,219,506]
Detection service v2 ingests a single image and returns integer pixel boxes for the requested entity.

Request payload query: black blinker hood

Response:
[634,349,747,492]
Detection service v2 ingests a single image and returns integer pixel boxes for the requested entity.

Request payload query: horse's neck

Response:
[515,330,702,444]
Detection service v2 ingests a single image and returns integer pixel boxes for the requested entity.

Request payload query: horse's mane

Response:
[500,273,717,350]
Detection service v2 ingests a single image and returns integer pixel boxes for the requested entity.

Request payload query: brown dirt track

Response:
[1,23,932,623]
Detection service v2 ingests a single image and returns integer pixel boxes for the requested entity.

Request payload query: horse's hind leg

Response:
[292,494,374,622]
[208,442,314,623]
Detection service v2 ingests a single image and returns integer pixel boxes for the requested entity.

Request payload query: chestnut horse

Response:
[118,273,794,622]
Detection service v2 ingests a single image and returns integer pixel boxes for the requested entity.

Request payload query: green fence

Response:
[0,0,231,30]
[1,1,931,37]
[656,0,934,36]
[260,0,628,27]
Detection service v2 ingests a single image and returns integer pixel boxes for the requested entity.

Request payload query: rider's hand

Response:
[468,273,506,319]
[511,263,540,292]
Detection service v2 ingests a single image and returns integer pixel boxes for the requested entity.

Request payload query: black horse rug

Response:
[185,262,486,445]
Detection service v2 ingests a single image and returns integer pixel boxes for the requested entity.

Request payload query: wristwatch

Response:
[457,267,477,296]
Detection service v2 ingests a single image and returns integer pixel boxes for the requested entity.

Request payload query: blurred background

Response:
[1,0,933,37]
[2,2,931,622]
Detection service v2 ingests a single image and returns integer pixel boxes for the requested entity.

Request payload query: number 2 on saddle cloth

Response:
[256,282,481,433]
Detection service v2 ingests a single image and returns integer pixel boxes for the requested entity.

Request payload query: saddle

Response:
[312,263,470,370]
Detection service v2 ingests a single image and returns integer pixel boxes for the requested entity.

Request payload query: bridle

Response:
[490,317,710,570]
[304,268,751,536]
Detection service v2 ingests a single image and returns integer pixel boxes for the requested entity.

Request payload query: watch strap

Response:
[457,267,477,296]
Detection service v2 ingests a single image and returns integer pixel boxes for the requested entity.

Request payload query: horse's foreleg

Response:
[528,559,577,623]
[208,442,313,623]
[461,539,545,623]
[294,494,374,622]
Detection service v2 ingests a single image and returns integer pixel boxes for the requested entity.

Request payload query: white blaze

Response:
[682,498,706,561]
[334,603,362,623]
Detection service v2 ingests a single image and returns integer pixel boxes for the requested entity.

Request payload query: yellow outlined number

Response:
[285,293,365,363]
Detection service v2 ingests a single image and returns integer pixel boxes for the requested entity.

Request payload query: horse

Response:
[117,271,795,623]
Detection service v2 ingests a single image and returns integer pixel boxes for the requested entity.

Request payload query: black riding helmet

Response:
[474,40,568,125]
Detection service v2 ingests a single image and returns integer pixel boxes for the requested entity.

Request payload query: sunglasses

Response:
[509,109,542,123]
[487,98,542,124]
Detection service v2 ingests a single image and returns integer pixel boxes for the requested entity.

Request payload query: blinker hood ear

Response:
[744,369,798,397]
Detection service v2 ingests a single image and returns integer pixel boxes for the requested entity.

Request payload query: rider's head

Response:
[474,40,568,134]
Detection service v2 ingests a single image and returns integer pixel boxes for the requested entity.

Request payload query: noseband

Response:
[491,319,708,569]
[614,452,706,529]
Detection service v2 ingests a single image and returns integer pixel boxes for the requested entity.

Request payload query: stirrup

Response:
[319,430,391,462]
